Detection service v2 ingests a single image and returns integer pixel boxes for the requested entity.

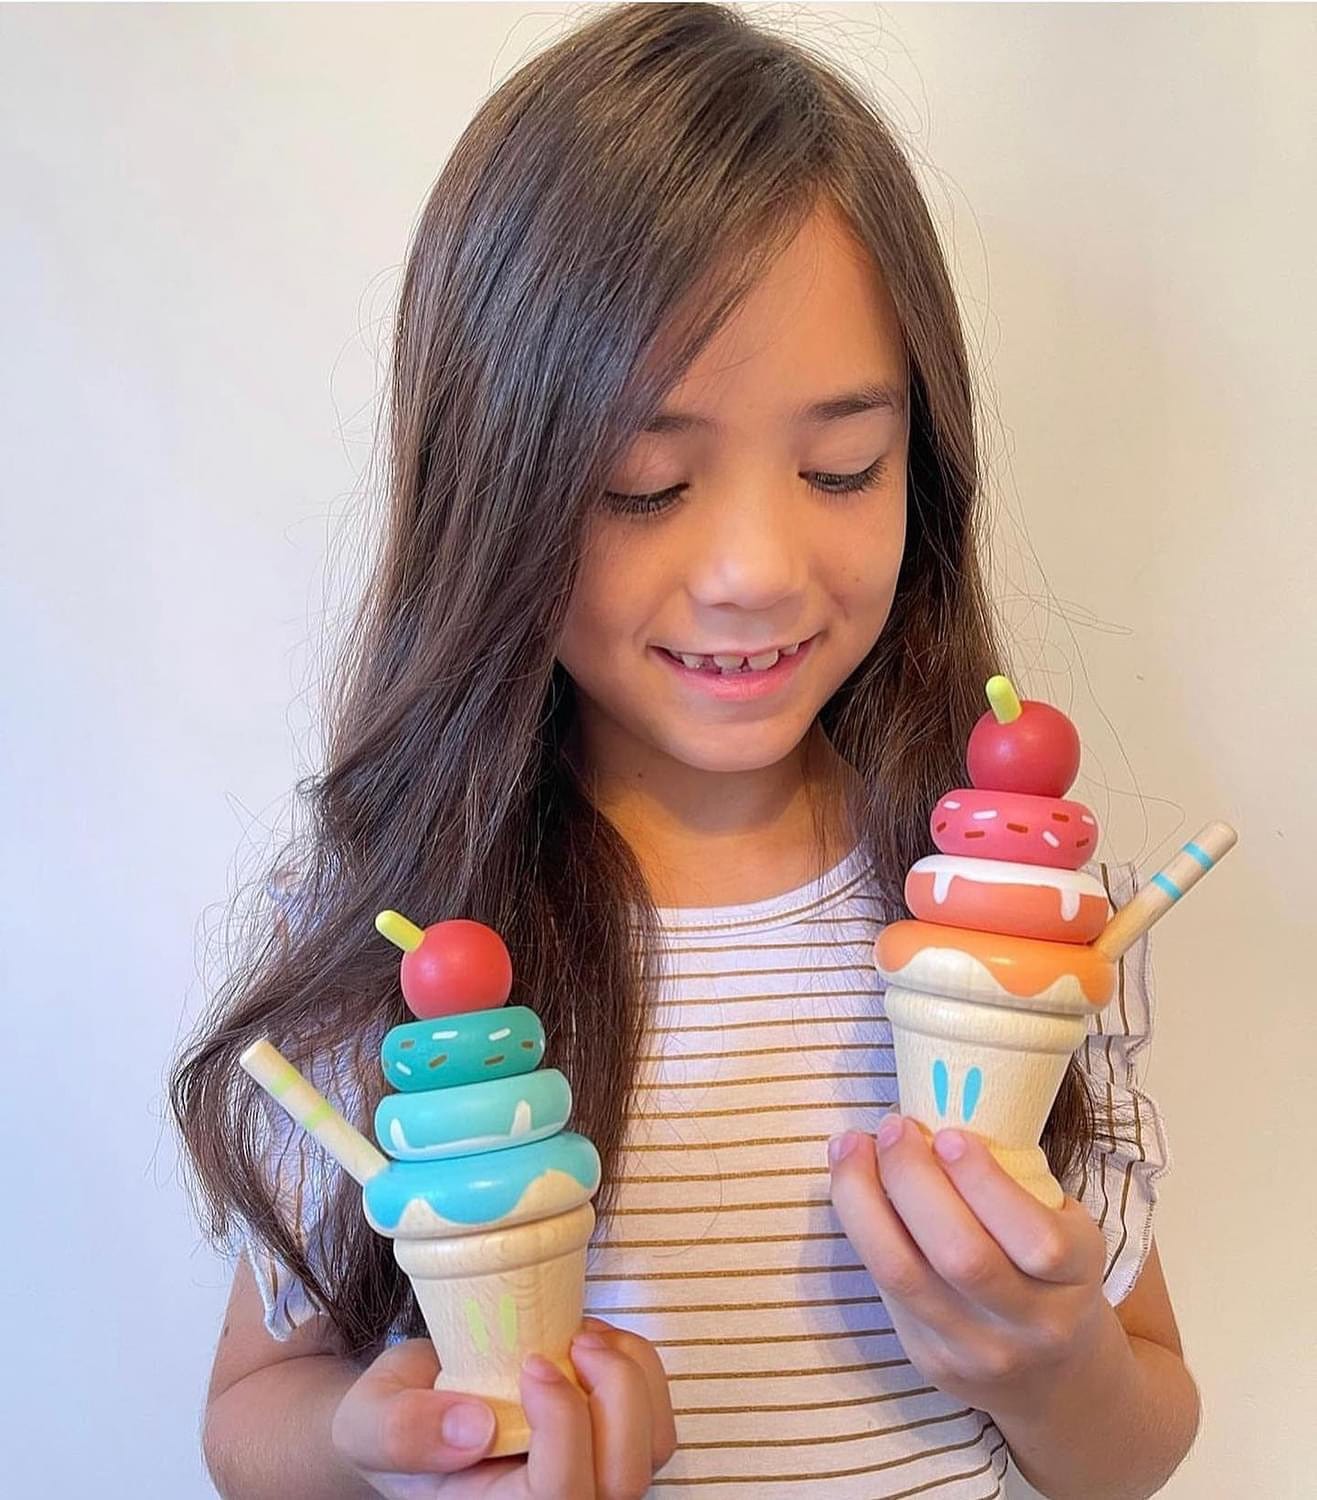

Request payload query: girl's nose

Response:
[683,482,808,613]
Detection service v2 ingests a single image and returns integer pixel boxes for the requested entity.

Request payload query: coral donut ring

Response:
[905,854,1110,943]
[930,787,1099,870]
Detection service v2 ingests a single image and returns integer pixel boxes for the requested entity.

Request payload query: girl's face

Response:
[558,201,910,793]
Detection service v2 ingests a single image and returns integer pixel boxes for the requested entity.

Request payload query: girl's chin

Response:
[652,718,816,769]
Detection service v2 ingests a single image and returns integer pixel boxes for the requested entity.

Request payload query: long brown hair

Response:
[170,2,1094,1363]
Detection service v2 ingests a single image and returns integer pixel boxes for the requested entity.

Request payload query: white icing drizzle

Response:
[915,855,1102,923]
[388,1099,541,1159]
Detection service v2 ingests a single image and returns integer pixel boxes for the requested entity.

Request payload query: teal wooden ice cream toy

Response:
[240,911,601,1458]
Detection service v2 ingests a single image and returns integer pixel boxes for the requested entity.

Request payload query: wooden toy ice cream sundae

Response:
[240,913,600,1457]
[874,675,1236,1206]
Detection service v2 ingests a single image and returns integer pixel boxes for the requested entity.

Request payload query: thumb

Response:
[332,1337,498,1476]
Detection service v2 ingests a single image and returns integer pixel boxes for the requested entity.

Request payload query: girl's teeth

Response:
[668,647,789,673]
[665,641,805,673]
[741,650,781,672]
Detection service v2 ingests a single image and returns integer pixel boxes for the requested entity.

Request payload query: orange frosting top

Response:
[875,919,1114,1007]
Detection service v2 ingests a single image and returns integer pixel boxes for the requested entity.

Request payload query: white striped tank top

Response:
[245,846,1168,1499]
[580,843,1167,1498]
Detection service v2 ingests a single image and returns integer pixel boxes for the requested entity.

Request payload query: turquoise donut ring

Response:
[380,1005,545,1092]
[375,1067,572,1161]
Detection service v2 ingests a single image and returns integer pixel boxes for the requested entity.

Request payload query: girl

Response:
[171,6,1199,1497]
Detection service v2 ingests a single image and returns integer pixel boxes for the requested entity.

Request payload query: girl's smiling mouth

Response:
[651,633,818,700]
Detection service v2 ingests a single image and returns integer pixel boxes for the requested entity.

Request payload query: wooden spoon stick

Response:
[1091,821,1238,962]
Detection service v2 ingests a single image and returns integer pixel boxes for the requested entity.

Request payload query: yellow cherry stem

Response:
[376,909,425,952]
[985,674,1022,724]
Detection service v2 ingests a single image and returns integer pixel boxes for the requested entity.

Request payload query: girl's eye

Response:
[602,455,888,517]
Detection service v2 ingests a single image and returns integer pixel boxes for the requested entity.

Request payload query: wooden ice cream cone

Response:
[393,1202,596,1457]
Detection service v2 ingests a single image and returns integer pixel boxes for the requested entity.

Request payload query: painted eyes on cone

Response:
[603,456,889,516]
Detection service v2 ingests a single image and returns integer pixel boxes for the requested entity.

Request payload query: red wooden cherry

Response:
[375,911,513,1019]
[967,676,1081,798]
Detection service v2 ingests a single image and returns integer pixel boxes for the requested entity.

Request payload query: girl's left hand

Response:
[827,1114,1110,1420]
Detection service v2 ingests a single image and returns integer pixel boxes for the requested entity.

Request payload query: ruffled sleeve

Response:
[1069,857,1172,1307]
[239,1084,339,1339]
[235,867,351,1340]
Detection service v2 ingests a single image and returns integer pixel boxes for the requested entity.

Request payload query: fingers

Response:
[576,1318,679,1475]
[565,1327,653,1499]
[871,1116,1029,1319]
[930,1128,1106,1285]
[826,1126,965,1328]
[330,1338,498,1477]
[520,1351,597,1499]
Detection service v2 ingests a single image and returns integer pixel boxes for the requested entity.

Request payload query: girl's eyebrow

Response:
[642,380,907,435]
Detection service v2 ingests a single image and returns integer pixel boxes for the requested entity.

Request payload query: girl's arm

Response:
[829,1126,1200,1500]
[990,1240,1201,1500]
[202,1255,680,1498]
[204,1260,519,1494]
[202,1256,374,1499]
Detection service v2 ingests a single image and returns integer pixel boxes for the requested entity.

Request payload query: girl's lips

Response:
[652,634,817,701]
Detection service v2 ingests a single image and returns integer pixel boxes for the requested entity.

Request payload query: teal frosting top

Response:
[362,1130,601,1233]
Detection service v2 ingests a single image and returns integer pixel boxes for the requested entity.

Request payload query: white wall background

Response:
[3,4,1312,1495]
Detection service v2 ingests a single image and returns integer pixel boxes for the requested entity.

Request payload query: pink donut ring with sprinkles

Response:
[930,787,1100,870]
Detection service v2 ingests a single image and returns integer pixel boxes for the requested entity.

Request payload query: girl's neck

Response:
[563,719,864,909]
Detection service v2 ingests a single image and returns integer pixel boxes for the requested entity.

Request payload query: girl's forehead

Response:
[654,221,906,414]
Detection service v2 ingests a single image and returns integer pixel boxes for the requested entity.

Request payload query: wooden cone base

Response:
[884,985,1090,1209]
[392,1201,596,1457]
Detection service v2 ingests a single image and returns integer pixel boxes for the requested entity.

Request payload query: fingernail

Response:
[573,1330,607,1349]
[876,1114,904,1150]
[441,1401,495,1448]
[934,1130,967,1162]
[523,1352,564,1383]
[828,1132,860,1166]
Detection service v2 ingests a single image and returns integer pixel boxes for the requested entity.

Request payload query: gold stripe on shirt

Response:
[678,1406,976,1448]
[584,1293,887,1316]
[674,1383,938,1416]
[648,1013,884,1034]
[635,1071,895,1090]
[649,1417,998,1486]
[640,1042,892,1061]
[655,1325,895,1347]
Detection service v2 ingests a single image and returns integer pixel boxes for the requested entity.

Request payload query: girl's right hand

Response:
[330,1317,677,1499]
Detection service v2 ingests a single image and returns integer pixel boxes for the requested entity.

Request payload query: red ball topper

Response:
[375,910,513,1020]
[966,675,1081,798]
